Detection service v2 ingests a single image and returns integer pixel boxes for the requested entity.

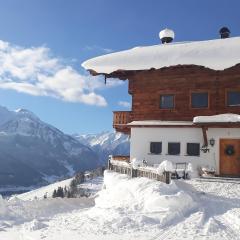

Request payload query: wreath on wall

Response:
[225,145,235,156]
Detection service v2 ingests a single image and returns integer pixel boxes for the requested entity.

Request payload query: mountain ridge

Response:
[73,131,130,164]
[0,106,99,188]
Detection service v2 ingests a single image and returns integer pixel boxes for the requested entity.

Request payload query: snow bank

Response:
[157,160,174,174]
[193,113,240,124]
[92,171,195,229]
[131,158,142,169]
[0,196,93,227]
[23,219,48,231]
[1,171,240,239]
[82,37,240,74]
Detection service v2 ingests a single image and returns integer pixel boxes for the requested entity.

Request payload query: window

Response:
[191,92,208,108]
[187,143,200,156]
[150,142,162,154]
[160,95,174,109]
[168,142,180,155]
[227,91,240,106]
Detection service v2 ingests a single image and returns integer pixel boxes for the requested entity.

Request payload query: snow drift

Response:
[1,172,240,239]
[91,171,195,230]
[0,195,93,227]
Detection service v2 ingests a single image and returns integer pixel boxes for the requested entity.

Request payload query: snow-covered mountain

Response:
[73,131,130,164]
[0,106,99,188]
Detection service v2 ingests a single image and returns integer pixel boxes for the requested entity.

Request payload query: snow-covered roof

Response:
[127,115,240,126]
[82,37,240,74]
[193,114,240,124]
[128,120,193,126]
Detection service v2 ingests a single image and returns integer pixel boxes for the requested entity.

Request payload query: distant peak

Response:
[15,108,29,113]
[15,108,39,120]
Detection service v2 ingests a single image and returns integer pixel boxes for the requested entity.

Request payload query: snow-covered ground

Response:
[0,171,240,240]
[15,178,74,201]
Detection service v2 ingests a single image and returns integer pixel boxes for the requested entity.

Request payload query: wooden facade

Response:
[111,64,240,134]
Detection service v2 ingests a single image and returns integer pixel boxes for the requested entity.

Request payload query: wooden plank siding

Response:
[126,65,240,122]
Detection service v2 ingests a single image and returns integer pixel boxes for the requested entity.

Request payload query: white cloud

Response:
[0,40,121,107]
[118,101,131,108]
[83,45,113,53]
[105,78,125,88]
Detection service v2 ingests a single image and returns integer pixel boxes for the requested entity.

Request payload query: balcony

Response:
[113,111,131,134]
[111,155,130,162]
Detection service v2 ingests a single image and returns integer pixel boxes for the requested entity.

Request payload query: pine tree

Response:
[52,189,57,198]
[64,186,68,197]
[67,190,72,198]
[56,187,64,198]
[75,172,85,184]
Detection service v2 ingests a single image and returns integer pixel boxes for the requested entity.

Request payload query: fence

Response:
[108,157,171,184]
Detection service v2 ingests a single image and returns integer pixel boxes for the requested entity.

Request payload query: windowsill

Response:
[227,105,240,107]
[148,153,162,155]
[165,154,180,156]
[191,107,209,109]
[184,154,200,157]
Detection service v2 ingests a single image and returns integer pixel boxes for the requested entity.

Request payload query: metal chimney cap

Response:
[159,28,175,40]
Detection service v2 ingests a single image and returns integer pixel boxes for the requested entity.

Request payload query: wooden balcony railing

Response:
[113,111,131,134]
[113,111,130,125]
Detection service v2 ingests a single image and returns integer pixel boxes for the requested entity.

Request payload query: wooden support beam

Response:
[201,126,208,146]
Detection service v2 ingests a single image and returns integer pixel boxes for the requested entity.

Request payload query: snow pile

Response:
[91,171,195,230]
[110,159,130,167]
[131,158,142,169]
[193,113,240,123]
[128,120,193,126]
[157,160,174,174]
[1,172,240,239]
[0,196,93,227]
[186,163,198,178]
[82,36,240,74]
[23,219,48,231]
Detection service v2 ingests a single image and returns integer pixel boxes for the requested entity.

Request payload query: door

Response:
[220,139,240,176]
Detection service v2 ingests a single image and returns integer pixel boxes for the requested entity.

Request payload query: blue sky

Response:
[0,0,239,134]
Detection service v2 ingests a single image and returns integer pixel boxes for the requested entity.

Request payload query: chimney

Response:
[219,27,230,39]
[159,28,175,44]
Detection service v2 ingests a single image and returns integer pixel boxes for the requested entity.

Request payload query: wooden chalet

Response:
[82,28,240,177]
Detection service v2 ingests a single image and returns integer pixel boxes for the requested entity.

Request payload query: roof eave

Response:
[85,63,240,80]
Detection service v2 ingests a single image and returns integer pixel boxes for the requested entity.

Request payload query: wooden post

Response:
[201,126,208,147]
[108,156,112,170]
[131,168,137,178]
[165,172,171,184]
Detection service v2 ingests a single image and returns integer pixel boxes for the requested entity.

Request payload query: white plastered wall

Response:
[130,127,240,174]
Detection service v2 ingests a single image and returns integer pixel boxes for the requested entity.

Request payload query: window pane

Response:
[160,95,174,109]
[168,142,180,155]
[191,92,208,108]
[150,142,162,154]
[227,91,240,106]
[187,143,200,156]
